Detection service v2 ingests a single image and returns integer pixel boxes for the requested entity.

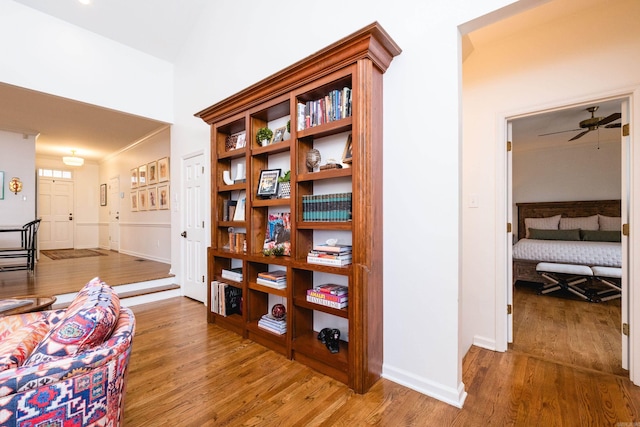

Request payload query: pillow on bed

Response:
[580,230,622,242]
[598,215,622,231]
[528,228,581,241]
[560,215,598,231]
[524,215,561,238]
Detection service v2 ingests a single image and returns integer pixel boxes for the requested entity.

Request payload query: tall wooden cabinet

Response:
[195,22,400,393]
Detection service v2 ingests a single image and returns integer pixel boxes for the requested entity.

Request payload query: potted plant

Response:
[256,127,273,146]
[277,170,291,199]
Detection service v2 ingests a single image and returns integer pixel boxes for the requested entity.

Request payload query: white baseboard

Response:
[472,335,497,351]
[382,364,467,408]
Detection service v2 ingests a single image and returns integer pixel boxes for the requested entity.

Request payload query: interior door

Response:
[182,153,207,302]
[38,178,74,250]
[109,176,120,251]
[507,121,514,343]
[620,98,630,370]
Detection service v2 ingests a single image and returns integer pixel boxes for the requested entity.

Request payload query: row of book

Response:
[305,283,349,309]
[256,270,287,290]
[210,281,243,316]
[302,193,352,222]
[257,313,287,335]
[296,87,352,131]
[307,244,352,267]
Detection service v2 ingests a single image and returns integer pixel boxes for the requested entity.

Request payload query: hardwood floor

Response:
[0,250,172,299]
[125,297,640,426]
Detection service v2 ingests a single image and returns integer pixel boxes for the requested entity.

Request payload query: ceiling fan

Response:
[539,106,621,141]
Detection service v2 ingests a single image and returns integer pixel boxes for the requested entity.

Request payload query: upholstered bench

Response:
[536,262,596,302]
[591,266,622,301]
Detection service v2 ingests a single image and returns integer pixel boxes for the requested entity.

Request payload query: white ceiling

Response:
[0,0,624,163]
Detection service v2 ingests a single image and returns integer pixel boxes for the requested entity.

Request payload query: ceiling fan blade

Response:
[538,128,581,137]
[597,112,621,126]
[605,123,621,128]
[568,130,590,141]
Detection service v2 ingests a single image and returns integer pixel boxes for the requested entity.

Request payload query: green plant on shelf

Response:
[278,170,291,183]
[256,127,273,146]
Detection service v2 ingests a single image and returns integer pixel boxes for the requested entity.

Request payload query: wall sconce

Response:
[9,177,23,195]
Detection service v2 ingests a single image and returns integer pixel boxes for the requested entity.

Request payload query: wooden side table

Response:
[0,295,57,317]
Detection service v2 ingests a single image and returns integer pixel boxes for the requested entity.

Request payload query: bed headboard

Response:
[516,200,621,240]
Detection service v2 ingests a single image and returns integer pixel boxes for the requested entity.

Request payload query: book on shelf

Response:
[306,294,348,309]
[222,200,237,221]
[297,87,352,130]
[258,314,287,334]
[307,251,352,260]
[210,281,243,316]
[256,278,287,289]
[313,283,348,296]
[302,193,352,222]
[312,243,352,254]
[307,255,352,267]
[0,298,33,313]
[306,289,348,303]
[221,267,243,282]
[258,270,287,281]
[263,213,291,256]
[232,191,246,221]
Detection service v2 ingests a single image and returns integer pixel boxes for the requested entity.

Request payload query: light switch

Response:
[468,194,479,208]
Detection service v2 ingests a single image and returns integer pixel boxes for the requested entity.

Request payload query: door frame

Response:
[497,89,636,382]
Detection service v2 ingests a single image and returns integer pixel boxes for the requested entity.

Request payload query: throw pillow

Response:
[580,230,622,242]
[528,228,581,241]
[0,319,50,371]
[524,215,561,238]
[599,215,622,231]
[560,215,598,231]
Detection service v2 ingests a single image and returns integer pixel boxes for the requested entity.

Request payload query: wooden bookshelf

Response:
[196,22,400,393]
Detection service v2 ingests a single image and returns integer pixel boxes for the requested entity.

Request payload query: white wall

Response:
[461,0,640,386]
[0,130,36,246]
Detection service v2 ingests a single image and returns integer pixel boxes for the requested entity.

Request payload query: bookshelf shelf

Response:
[196,22,400,394]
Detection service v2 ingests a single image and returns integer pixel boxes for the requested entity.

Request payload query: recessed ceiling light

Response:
[78,0,91,5]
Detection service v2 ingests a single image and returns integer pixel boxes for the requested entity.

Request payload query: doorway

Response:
[108,176,120,251]
[182,152,207,302]
[38,176,74,250]
[506,96,629,375]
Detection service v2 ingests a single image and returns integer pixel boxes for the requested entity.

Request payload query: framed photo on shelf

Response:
[158,184,170,210]
[148,186,158,210]
[130,192,138,212]
[158,157,170,182]
[130,168,138,189]
[100,183,107,206]
[147,161,158,185]
[257,169,281,197]
[138,164,147,187]
[235,132,246,149]
[272,126,286,144]
[342,133,353,164]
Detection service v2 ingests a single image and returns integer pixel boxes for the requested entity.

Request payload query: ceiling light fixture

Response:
[78,0,91,5]
[63,150,85,167]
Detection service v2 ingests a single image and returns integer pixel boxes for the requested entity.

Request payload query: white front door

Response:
[109,176,120,251]
[38,178,74,249]
[183,153,207,302]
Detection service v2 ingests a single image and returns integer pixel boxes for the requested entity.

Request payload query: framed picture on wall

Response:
[130,192,138,212]
[158,184,170,210]
[100,183,107,206]
[138,164,147,187]
[130,168,138,189]
[158,157,170,182]
[148,186,158,210]
[148,161,158,185]
[138,188,148,210]
[0,171,4,200]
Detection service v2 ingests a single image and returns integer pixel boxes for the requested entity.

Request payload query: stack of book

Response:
[210,281,243,316]
[258,313,287,335]
[307,244,352,266]
[256,270,287,289]
[306,283,348,309]
[221,267,243,282]
[301,193,352,222]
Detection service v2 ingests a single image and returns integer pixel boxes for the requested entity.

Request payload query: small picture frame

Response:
[158,184,170,210]
[148,186,158,210]
[257,169,281,198]
[100,183,107,206]
[138,189,148,211]
[0,171,5,200]
[130,192,138,212]
[342,133,353,164]
[138,164,147,187]
[158,157,170,182]
[235,132,246,149]
[272,126,286,144]
[147,161,158,185]
[130,168,138,189]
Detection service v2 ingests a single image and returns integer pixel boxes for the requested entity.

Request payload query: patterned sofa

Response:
[0,277,135,426]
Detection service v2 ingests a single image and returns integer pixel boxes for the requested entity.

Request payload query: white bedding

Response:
[513,238,622,267]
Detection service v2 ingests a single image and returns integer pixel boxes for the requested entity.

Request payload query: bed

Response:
[512,199,622,284]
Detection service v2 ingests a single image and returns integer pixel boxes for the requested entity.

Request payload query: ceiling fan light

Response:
[63,150,85,166]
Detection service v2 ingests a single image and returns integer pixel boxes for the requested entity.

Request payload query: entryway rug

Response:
[41,249,108,260]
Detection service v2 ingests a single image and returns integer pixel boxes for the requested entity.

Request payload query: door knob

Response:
[181,231,187,238]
